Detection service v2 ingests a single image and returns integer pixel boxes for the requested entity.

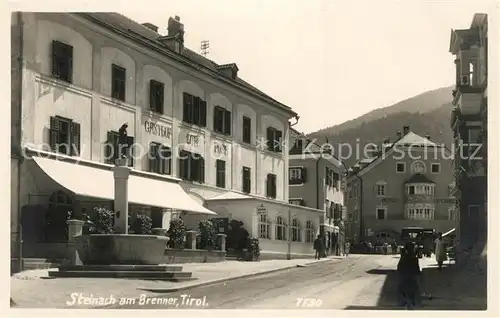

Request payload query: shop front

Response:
[18,148,216,260]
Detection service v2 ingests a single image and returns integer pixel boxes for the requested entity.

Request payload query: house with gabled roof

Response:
[345,125,457,244]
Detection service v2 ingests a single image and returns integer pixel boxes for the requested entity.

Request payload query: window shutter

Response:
[199,100,207,127]
[272,175,277,198]
[149,143,157,172]
[51,41,58,78]
[301,168,307,183]
[266,175,271,197]
[178,151,187,179]
[213,107,219,132]
[149,80,155,110]
[49,116,59,151]
[183,93,192,123]
[71,122,81,156]
[67,44,73,83]
[275,130,282,152]
[199,157,205,183]
[266,127,274,151]
[224,110,232,135]
[162,147,172,175]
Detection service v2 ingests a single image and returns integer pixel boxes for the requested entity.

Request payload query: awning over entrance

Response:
[442,228,456,237]
[33,156,216,215]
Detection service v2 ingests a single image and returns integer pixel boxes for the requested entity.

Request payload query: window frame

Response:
[242,116,252,144]
[242,166,251,194]
[275,216,287,241]
[111,64,126,101]
[291,218,301,242]
[305,220,315,243]
[149,142,172,175]
[266,173,277,199]
[182,92,207,127]
[258,213,271,239]
[149,79,165,114]
[216,159,226,188]
[376,207,387,220]
[431,163,441,174]
[49,115,81,157]
[376,181,387,197]
[289,166,304,185]
[51,40,73,83]
[396,162,406,173]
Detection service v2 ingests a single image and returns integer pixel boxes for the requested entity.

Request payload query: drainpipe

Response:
[16,12,24,273]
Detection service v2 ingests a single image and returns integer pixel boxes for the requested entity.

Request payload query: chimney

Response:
[141,22,158,32]
[158,16,185,54]
[425,134,431,140]
[396,130,402,138]
[216,63,239,80]
[403,125,410,135]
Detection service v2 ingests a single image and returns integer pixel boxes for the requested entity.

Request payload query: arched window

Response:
[305,220,315,243]
[291,218,301,242]
[410,161,426,174]
[275,216,287,241]
[258,213,270,239]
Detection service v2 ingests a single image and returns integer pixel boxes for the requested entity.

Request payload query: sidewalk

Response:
[11,256,342,309]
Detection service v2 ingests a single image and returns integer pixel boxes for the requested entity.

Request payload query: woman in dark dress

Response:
[397,241,421,309]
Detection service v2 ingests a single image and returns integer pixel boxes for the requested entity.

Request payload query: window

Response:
[407,184,434,195]
[290,138,305,154]
[104,130,134,167]
[325,168,340,189]
[266,173,277,199]
[266,127,283,152]
[289,167,306,185]
[213,106,231,135]
[178,150,205,183]
[291,218,301,242]
[289,199,305,206]
[406,204,434,220]
[216,159,226,188]
[376,182,386,196]
[305,221,315,243]
[376,208,386,220]
[410,161,426,174]
[242,166,251,193]
[431,163,440,173]
[396,162,406,173]
[182,92,207,127]
[258,214,270,239]
[51,41,73,83]
[149,142,171,175]
[111,64,126,101]
[466,127,482,160]
[149,80,164,113]
[275,216,287,241]
[242,116,251,144]
[49,116,81,156]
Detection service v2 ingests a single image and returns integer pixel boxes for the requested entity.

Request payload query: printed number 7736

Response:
[296,298,322,307]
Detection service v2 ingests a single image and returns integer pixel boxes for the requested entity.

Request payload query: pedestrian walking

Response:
[345,241,350,257]
[313,235,323,260]
[397,241,421,309]
[434,232,447,271]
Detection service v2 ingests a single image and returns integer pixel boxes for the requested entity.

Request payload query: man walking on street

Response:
[345,241,351,257]
[313,235,323,260]
[434,232,447,271]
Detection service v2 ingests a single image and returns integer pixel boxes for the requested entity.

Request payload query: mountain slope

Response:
[311,86,453,137]
[307,87,454,167]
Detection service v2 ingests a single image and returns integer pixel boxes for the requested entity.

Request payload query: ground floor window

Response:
[275,216,287,241]
[305,220,315,243]
[291,218,301,242]
[258,213,270,239]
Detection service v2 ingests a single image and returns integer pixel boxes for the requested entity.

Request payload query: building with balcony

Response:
[449,13,488,251]
[11,12,322,261]
[288,129,347,254]
[345,125,457,244]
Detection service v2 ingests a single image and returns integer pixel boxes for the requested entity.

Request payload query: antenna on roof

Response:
[200,40,210,57]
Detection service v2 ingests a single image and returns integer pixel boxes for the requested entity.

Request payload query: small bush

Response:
[131,213,153,235]
[167,218,186,248]
[198,220,217,250]
[87,207,115,234]
[247,237,260,261]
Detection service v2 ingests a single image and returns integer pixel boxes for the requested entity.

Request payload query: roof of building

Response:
[76,13,295,115]
[405,173,435,184]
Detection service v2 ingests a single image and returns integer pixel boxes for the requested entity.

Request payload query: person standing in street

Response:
[397,242,421,309]
[434,232,447,271]
[313,235,323,260]
[345,240,351,257]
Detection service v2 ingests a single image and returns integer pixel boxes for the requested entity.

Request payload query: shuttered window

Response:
[51,41,73,83]
[182,92,207,127]
[49,116,80,156]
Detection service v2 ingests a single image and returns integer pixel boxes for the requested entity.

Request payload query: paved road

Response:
[110,255,396,310]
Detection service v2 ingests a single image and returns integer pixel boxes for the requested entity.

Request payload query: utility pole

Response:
[200,40,210,57]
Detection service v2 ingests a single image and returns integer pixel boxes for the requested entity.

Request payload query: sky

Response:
[118,0,491,134]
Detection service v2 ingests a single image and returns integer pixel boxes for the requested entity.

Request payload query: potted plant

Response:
[167,218,186,249]
[198,220,217,250]
[130,213,153,235]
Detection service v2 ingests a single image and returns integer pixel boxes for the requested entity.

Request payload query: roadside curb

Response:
[139,257,339,294]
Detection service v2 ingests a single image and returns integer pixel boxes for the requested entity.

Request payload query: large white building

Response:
[11,12,323,261]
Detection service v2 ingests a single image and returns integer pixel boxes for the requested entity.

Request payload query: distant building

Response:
[449,13,488,250]
[345,126,457,244]
[288,129,347,253]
